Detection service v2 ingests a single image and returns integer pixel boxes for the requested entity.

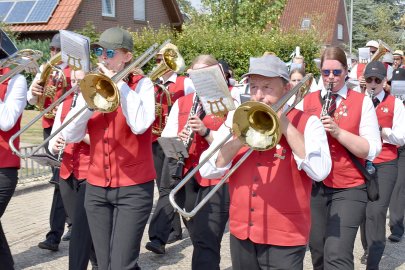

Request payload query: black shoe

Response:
[145,241,165,254]
[388,234,402,242]
[62,228,71,241]
[38,240,59,251]
[167,232,182,244]
[360,252,368,265]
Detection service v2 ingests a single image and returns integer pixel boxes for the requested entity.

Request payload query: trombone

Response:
[0,49,42,83]
[169,74,313,219]
[9,40,170,159]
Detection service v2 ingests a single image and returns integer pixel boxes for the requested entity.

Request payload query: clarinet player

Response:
[303,46,382,270]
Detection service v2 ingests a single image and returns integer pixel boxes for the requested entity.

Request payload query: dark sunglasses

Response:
[50,46,60,52]
[370,50,377,54]
[321,69,343,76]
[365,77,383,84]
[93,47,116,58]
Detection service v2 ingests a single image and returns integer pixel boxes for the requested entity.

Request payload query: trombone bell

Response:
[79,73,120,112]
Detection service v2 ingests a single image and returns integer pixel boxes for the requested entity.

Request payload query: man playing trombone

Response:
[199,55,331,269]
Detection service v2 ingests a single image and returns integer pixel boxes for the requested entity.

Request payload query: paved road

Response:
[3,183,405,269]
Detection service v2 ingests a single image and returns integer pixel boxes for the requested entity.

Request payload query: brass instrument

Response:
[36,52,67,119]
[0,49,42,83]
[169,74,313,219]
[149,43,185,136]
[9,40,170,159]
[320,81,335,117]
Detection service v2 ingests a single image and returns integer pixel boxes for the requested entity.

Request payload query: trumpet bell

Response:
[80,73,120,112]
[233,101,281,151]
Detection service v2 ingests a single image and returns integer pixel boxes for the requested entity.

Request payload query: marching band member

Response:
[147,55,229,270]
[200,55,331,270]
[48,69,97,270]
[61,27,155,270]
[359,61,405,269]
[0,66,27,270]
[28,33,71,251]
[392,50,404,70]
[303,46,381,270]
[148,44,195,247]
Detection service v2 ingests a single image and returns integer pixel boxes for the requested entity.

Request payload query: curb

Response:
[14,174,53,196]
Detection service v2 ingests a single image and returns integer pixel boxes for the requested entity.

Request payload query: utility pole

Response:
[349,0,353,54]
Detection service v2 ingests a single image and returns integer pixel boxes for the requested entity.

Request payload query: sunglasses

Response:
[365,77,383,84]
[321,69,343,76]
[50,46,60,52]
[93,47,116,58]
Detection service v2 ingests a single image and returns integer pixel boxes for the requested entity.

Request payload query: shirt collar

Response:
[160,72,177,84]
[321,84,348,99]
[366,89,385,101]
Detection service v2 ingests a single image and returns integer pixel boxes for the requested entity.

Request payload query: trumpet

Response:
[9,40,170,159]
[169,74,313,219]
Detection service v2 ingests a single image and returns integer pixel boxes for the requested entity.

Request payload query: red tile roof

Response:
[280,0,343,44]
[10,0,83,33]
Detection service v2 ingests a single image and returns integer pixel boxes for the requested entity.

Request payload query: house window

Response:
[301,18,311,29]
[102,0,115,17]
[337,24,343,40]
[134,0,146,21]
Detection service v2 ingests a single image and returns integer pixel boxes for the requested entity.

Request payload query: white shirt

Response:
[160,72,195,96]
[61,77,155,143]
[0,74,27,131]
[368,90,405,146]
[199,102,332,182]
[27,63,68,105]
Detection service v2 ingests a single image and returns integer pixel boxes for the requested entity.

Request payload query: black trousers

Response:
[0,168,18,270]
[148,157,189,245]
[85,181,154,270]
[309,182,367,270]
[360,160,398,270]
[148,147,182,245]
[59,175,97,270]
[187,183,230,270]
[389,146,405,238]
[43,127,67,244]
[230,235,306,270]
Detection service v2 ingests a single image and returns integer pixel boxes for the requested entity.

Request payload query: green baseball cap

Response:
[91,27,133,51]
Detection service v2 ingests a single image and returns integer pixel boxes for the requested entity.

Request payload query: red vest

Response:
[42,66,71,129]
[86,75,156,187]
[304,89,365,188]
[177,94,225,186]
[356,63,366,79]
[152,76,186,141]
[0,68,21,169]
[59,92,90,180]
[374,93,397,163]
[229,109,312,246]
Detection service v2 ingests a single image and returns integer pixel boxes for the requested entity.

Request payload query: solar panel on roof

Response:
[4,1,35,23]
[0,2,14,21]
[26,0,59,23]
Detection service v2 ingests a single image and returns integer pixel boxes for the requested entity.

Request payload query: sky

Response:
[189,0,203,10]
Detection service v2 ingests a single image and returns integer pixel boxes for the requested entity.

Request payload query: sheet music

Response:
[358,47,370,64]
[60,30,91,72]
[391,81,405,101]
[188,64,235,116]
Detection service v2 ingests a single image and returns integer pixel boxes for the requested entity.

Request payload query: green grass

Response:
[20,110,43,145]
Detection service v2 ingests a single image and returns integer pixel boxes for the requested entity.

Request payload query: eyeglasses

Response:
[365,77,383,84]
[93,47,116,58]
[50,47,60,52]
[321,69,343,76]
[370,50,377,54]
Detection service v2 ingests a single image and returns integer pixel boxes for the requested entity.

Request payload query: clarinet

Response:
[172,95,203,181]
[320,81,335,117]
[57,90,79,162]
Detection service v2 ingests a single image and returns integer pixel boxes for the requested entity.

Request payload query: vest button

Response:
[249,222,254,226]
[104,166,109,169]
[105,153,108,157]
[250,208,254,212]
[252,192,256,197]
[104,140,107,143]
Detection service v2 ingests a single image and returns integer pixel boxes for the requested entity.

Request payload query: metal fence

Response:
[18,145,52,180]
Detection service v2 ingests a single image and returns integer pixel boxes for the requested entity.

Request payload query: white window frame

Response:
[134,0,146,21]
[337,24,343,40]
[102,0,115,17]
[301,18,310,29]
